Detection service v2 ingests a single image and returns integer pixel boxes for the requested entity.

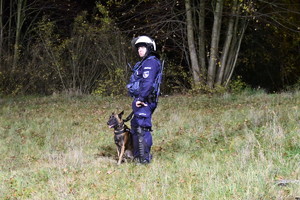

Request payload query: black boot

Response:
[137,127,149,164]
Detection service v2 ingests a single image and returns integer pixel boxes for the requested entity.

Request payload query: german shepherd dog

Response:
[107,111,133,165]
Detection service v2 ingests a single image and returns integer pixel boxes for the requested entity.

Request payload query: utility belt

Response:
[134,126,153,132]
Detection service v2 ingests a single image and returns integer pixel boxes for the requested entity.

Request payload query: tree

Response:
[1,0,299,95]
[184,0,300,90]
[12,0,26,70]
[107,0,252,89]
[236,0,300,91]
[0,0,42,70]
[0,0,3,58]
[207,0,223,88]
[34,7,129,95]
[93,0,300,92]
[184,0,252,89]
[185,0,201,83]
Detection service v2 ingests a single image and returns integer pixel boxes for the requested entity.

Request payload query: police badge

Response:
[143,71,150,78]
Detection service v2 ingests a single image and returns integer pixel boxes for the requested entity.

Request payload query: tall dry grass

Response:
[0,91,299,199]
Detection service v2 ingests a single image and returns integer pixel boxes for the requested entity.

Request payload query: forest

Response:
[0,0,299,95]
[1,1,300,199]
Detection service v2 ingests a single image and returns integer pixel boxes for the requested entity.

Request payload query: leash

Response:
[123,111,134,122]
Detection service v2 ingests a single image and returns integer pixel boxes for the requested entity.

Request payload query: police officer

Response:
[127,36,162,164]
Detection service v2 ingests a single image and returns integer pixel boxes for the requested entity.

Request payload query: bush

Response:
[284,78,300,92]
[93,68,127,96]
[228,76,248,94]
[162,60,191,95]
[0,10,130,96]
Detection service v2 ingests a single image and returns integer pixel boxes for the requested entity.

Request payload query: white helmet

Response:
[131,36,156,51]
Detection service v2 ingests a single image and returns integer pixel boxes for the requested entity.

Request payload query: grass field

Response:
[0,90,299,199]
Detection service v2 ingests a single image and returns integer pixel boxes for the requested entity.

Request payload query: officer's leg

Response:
[131,101,156,163]
[131,118,153,163]
[142,128,153,162]
[130,117,140,159]
[136,126,153,163]
[137,126,146,163]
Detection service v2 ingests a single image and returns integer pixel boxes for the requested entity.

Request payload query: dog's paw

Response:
[124,150,133,159]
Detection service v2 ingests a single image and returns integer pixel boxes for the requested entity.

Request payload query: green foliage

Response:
[96,3,112,28]
[0,8,129,96]
[93,68,127,96]
[0,0,299,95]
[228,75,248,93]
[162,60,191,94]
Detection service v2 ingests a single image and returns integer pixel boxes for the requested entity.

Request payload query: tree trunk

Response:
[0,0,3,60]
[207,0,223,88]
[185,0,200,84]
[198,0,206,81]
[225,20,248,87]
[224,8,240,82]
[216,0,237,85]
[8,0,13,52]
[13,0,25,70]
[222,2,249,87]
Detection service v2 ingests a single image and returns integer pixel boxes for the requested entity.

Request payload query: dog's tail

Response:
[123,111,134,122]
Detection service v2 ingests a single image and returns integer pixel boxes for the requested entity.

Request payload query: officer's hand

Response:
[136,101,148,107]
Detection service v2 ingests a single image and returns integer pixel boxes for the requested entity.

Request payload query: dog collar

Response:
[114,126,130,135]
[114,128,125,135]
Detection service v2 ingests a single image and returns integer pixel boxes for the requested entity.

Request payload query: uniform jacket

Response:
[128,55,161,102]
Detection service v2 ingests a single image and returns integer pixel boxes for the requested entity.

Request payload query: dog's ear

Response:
[118,110,124,119]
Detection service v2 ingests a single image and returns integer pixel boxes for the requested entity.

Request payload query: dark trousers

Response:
[130,99,157,162]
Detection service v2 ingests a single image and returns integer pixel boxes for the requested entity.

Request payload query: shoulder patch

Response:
[143,71,149,78]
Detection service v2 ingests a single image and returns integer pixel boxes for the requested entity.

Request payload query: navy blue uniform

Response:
[128,55,161,162]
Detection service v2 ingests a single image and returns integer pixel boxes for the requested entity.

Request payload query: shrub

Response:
[228,76,248,94]
[93,68,127,96]
[162,60,191,94]
[0,10,130,96]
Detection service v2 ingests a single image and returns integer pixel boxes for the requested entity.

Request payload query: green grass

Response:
[0,91,299,199]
